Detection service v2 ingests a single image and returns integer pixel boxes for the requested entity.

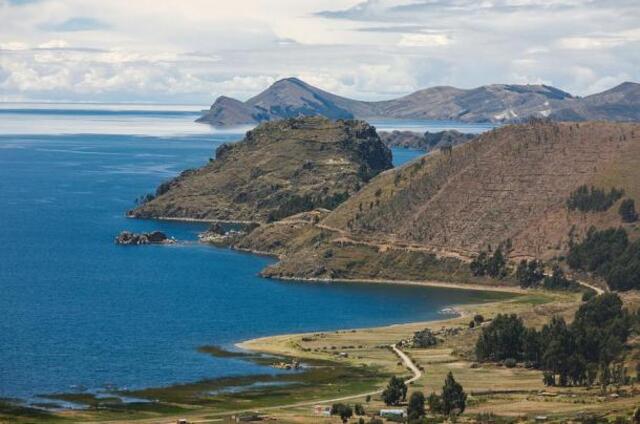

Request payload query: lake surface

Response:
[0,105,499,402]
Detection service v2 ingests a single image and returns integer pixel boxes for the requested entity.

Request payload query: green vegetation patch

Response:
[197,345,255,358]
[0,400,62,423]
[41,356,388,418]
[568,226,640,291]
[125,358,388,413]
[566,185,624,213]
[475,293,635,388]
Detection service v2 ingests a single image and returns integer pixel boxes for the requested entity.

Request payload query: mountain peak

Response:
[610,81,640,91]
[270,77,309,89]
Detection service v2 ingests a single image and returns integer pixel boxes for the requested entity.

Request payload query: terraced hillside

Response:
[131,117,392,222]
[321,120,640,261]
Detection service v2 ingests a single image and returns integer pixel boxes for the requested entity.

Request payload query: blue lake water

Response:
[0,105,499,401]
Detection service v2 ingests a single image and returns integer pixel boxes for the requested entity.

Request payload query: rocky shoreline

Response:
[115,231,175,246]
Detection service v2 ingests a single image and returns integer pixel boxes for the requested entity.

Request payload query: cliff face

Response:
[197,78,640,127]
[131,117,392,222]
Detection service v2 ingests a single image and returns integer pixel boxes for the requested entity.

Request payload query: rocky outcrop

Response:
[198,223,259,246]
[197,78,640,127]
[379,130,475,152]
[115,231,174,245]
[131,117,392,222]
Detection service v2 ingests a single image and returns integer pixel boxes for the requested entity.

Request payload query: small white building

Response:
[380,408,406,418]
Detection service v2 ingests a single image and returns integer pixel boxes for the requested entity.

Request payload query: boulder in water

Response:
[115,231,174,245]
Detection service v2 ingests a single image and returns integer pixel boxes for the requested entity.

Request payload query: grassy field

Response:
[3,289,639,424]
[237,290,640,423]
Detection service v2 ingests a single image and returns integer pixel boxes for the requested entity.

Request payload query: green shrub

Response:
[619,198,639,223]
[413,328,438,348]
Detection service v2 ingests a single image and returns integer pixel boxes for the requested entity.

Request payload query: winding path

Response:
[392,344,423,384]
[571,276,605,295]
[318,223,607,295]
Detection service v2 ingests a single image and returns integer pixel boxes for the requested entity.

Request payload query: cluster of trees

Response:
[330,403,354,422]
[382,372,466,422]
[412,328,438,348]
[568,227,640,291]
[470,247,508,279]
[476,294,633,387]
[515,259,544,288]
[566,185,624,212]
[330,403,368,422]
[516,260,580,291]
[540,265,581,291]
[619,198,639,223]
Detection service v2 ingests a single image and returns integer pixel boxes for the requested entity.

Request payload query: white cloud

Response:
[0,41,30,50]
[397,33,451,47]
[37,39,69,49]
[557,36,625,50]
[0,0,638,103]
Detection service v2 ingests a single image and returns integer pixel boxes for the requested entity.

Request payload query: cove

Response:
[0,106,501,402]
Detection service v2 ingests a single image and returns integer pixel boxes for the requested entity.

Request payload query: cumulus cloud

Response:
[0,0,638,103]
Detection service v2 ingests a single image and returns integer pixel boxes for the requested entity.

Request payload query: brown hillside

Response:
[321,120,640,260]
[131,117,392,222]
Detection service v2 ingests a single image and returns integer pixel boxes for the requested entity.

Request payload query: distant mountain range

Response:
[196,78,640,126]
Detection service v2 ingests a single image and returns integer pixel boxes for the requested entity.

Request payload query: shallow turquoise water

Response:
[0,105,497,401]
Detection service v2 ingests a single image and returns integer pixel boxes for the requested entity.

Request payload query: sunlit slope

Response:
[322,121,640,260]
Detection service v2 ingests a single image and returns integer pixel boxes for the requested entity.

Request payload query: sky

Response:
[1,0,639,105]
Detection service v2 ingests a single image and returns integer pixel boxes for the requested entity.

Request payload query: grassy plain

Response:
[4,289,639,424]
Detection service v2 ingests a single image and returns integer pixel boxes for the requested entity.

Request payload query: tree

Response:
[619,198,638,223]
[542,265,579,291]
[471,247,508,279]
[543,371,556,386]
[407,391,426,421]
[541,316,573,385]
[516,259,545,288]
[475,314,526,361]
[331,403,353,422]
[522,327,542,367]
[486,247,507,279]
[470,251,488,276]
[427,392,442,414]
[441,372,466,416]
[354,403,365,416]
[382,376,407,406]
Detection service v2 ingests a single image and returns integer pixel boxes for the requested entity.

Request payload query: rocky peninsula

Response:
[130,117,392,223]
